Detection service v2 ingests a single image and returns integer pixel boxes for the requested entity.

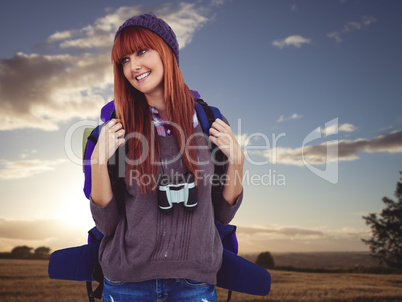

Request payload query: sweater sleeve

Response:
[213,188,243,225]
[90,195,120,236]
[89,151,125,236]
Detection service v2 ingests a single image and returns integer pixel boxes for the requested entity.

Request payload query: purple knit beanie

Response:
[115,12,180,66]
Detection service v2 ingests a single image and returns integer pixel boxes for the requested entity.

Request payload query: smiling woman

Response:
[110,24,199,194]
[85,11,246,302]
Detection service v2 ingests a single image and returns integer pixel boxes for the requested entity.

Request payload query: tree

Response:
[255,251,275,269]
[11,246,33,259]
[362,172,402,269]
[34,246,51,259]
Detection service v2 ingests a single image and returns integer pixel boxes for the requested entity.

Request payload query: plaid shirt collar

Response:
[150,106,199,137]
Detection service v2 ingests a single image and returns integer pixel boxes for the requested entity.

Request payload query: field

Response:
[1,259,402,302]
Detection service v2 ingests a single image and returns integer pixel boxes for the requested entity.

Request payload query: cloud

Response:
[238,225,324,237]
[0,52,113,131]
[339,123,357,132]
[0,218,67,241]
[272,35,311,49]
[20,150,38,159]
[211,0,226,6]
[277,113,303,123]
[327,15,377,43]
[0,3,210,131]
[378,125,393,134]
[327,31,343,43]
[156,3,209,49]
[47,31,73,42]
[256,130,402,166]
[0,218,89,252]
[236,225,369,253]
[291,4,297,11]
[322,123,356,135]
[0,159,65,179]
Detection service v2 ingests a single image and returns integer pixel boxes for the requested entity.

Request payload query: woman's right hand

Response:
[91,119,126,165]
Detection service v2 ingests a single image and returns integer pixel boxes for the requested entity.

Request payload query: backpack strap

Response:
[83,104,116,199]
[88,226,104,244]
[83,127,100,199]
[194,99,228,193]
[215,221,238,255]
[86,228,104,302]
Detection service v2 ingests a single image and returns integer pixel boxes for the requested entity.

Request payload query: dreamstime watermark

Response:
[64,117,339,185]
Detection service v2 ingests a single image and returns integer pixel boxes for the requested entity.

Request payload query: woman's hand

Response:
[92,119,126,165]
[209,118,245,205]
[90,119,125,207]
[208,118,244,165]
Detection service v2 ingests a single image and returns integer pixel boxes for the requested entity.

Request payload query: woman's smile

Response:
[136,71,151,82]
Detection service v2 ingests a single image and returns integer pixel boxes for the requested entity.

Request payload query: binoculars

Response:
[157,172,197,211]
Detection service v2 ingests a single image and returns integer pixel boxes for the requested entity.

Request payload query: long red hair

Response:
[111,26,197,193]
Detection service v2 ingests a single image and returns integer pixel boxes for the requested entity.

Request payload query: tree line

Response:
[0,246,51,260]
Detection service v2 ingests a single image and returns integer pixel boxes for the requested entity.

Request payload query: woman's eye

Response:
[121,57,129,64]
[138,49,147,56]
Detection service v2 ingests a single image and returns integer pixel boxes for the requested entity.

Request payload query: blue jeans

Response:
[103,277,218,302]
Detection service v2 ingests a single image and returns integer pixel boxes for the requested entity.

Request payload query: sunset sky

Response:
[0,0,401,254]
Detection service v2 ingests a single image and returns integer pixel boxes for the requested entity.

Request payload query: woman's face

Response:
[121,49,164,97]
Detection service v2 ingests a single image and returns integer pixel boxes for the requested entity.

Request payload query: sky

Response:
[0,0,401,254]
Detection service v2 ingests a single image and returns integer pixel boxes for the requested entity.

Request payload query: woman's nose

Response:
[130,56,141,70]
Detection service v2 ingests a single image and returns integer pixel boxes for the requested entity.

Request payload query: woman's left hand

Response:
[209,118,244,165]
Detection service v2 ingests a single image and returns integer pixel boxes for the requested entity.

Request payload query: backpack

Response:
[48,98,271,301]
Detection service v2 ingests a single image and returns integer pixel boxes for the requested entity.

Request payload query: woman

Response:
[90,12,244,301]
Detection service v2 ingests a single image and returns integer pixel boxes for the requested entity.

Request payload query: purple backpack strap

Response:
[83,101,115,199]
[83,137,96,199]
[215,221,238,255]
[100,100,115,122]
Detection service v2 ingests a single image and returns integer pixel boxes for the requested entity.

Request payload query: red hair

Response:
[111,27,197,193]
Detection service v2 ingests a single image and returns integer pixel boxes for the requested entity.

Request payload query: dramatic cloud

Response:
[255,130,402,166]
[327,15,377,43]
[272,35,311,49]
[0,159,65,179]
[277,113,303,123]
[0,3,209,131]
[0,52,113,131]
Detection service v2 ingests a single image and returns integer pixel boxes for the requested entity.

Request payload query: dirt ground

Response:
[1,259,402,302]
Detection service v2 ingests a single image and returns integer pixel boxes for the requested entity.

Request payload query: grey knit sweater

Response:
[90,124,242,285]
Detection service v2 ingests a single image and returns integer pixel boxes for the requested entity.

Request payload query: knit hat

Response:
[115,12,180,66]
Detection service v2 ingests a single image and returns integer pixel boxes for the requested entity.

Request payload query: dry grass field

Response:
[1,259,402,302]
